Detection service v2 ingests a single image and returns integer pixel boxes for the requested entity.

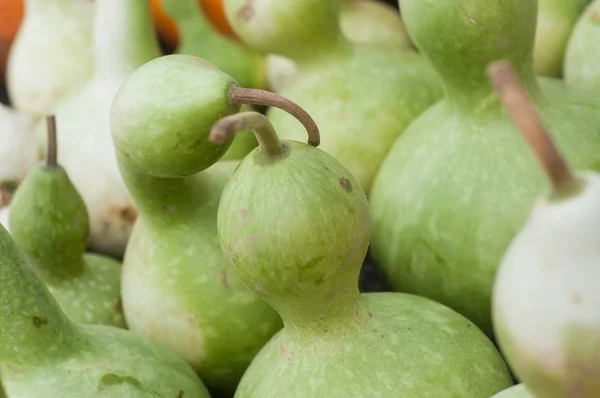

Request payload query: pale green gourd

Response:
[369,0,600,336]
[0,220,210,397]
[534,0,590,77]
[489,62,600,398]
[7,0,94,119]
[211,111,513,397]
[265,0,414,93]
[9,116,125,328]
[224,0,443,193]
[110,54,319,396]
[492,384,533,398]
[33,0,161,259]
[564,0,600,91]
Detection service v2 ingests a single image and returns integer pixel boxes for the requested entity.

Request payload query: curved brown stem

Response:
[487,60,576,193]
[229,86,320,147]
[210,112,285,158]
[46,115,58,168]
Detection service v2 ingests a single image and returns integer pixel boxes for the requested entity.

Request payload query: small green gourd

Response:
[490,62,600,398]
[564,0,600,91]
[369,0,600,336]
[534,0,591,77]
[224,0,443,193]
[9,116,125,328]
[211,111,513,397]
[0,220,210,397]
[111,54,323,396]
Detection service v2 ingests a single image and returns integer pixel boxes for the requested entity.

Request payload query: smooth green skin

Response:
[370,0,600,336]
[534,0,591,77]
[161,0,266,90]
[9,165,125,328]
[225,0,443,193]
[217,141,513,397]
[492,384,533,398]
[0,224,210,397]
[111,55,282,396]
[565,0,600,91]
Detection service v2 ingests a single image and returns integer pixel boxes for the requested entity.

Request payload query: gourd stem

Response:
[210,112,285,157]
[487,60,577,193]
[46,115,58,168]
[229,86,320,147]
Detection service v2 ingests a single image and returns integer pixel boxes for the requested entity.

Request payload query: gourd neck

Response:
[93,0,161,80]
[0,226,80,365]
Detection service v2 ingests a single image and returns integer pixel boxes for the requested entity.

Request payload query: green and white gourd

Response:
[211,110,513,397]
[9,116,125,328]
[7,0,94,120]
[160,0,264,160]
[225,0,443,193]
[369,0,600,336]
[266,0,414,93]
[110,55,318,396]
[489,61,600,398]
[564,0,600,91]
[33,0,162,258]
[0,220,211,396]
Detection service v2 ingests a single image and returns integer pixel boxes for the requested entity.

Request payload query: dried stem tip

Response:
[46,115,58,168]
[229,86,320,147]
[487,60,576,193]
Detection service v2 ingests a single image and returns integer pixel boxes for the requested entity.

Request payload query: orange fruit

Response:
[0,0,24,83]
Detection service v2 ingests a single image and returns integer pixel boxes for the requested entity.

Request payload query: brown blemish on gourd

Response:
[177,391,185,398]
[187,314,196,327]
[367,312,373,318]
[32,316,48,328]
[279,345,293,361]
[239,208,247,217]
[339,178,352,193]
[238,0,256,21]
[571,292,582,305]
[247,236,259,243]
[221,270,229,289]
[590,11,600,23]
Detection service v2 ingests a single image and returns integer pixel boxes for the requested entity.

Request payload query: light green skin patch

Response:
[218,141,512,397]
[111,55,283,396]
[534,0,591,77]
[9,165,125,328]
[492,384,533,398]
[565,0,600,91]
[370,0,600,336]
[225,0,443,193]
[0,224,209,397]
[496,315,600,397]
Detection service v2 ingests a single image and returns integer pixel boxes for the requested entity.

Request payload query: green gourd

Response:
[564,0,600,91]
[7,0,94,120]
[534,0,590,77]
[265,0,414,93]
[9,116,125,328]
[33,0,161,259]
[211,111,513,397]
[111,54,327,396]
[224,0,443,193]
[369,0,600,336]
[490,62,600,398]
[0,220,210,397]
[492,384,533,398]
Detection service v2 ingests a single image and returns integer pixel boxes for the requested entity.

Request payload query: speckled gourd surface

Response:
[0,223,210,397]
[213,113,512,397]
[369,0,600,337]
[265,0,414,93]
[534,0,591,77]
[564,0,600,91]
[31,0,161,259]
[7,0,94,120]
[110,55,282,396]
[492,384,533,398]
[8,119,125,328]
[225,0,443,194]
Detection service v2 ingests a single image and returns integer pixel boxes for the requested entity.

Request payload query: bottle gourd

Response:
[9,116,125,328]
[224,0,443,193]
[211,111,513,397]
[369,0,600,336]
[490,62,600,398]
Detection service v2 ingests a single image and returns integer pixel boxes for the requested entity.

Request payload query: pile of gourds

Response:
[0,0,599,397]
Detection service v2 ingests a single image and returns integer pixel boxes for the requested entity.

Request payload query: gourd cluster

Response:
[0,0,599,397]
